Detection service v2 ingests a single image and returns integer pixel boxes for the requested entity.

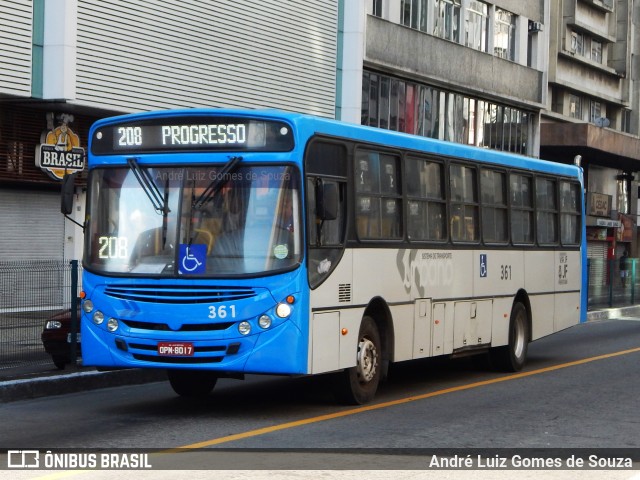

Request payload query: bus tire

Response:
[490,301,529,372]
[167,369,218,397]
[333,316,381,405]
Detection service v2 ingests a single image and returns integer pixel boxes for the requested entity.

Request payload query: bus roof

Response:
[91,108,582,179]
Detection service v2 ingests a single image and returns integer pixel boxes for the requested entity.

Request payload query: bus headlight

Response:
[275,303,292,319]
[238,321,251,335]
[92,311,104,325]
[83,300,94,313]
[258,314,272,329]
[107,318,119,332]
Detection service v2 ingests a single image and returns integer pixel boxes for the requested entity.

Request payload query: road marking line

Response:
[170,346,640,451]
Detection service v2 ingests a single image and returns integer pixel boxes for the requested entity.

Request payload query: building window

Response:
[571,31,584,56]
[466,0,489,52]
[569,94,582,119]
[373,0,383,17]
[590,39,602,63]
[494,8,516,60]
[401,0,428,31]
[622,109,632,134]
[433,0,460,42]
[590,100,602,124]
[361,71,532,155]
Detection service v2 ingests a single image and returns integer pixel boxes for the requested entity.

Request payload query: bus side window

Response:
[406,157,446,242]
[536,177,558,245]
[560,181,581,245]
[450,163,479,242]
[510,173,534,244]
[355,150,401,240]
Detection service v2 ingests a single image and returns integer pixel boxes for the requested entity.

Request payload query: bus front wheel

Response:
[167,369,218,397]
[333,316,381,405]
[490,301,529,372]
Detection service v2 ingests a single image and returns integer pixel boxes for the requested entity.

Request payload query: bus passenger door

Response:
[413,298,431,359]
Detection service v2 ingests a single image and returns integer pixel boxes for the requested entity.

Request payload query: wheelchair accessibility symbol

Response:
[480,254,487,278]
[179,244,206,274]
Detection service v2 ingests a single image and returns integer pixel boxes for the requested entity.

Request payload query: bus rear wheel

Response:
[167,369,218,397]
[490,301,529,372]
[333,316,381,405]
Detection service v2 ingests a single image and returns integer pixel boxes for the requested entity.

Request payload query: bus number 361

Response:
[209,305,237,319]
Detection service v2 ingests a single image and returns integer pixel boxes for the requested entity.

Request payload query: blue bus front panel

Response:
[80,271,309,375]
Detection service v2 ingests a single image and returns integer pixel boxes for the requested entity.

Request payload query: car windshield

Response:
[85,164,302,276]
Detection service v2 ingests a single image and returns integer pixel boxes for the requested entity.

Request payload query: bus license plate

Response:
[158,342,194,356]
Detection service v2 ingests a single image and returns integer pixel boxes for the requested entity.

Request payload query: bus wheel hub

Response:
[357,338,378,383]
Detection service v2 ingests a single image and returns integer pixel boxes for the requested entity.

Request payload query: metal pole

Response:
[69,259,79,364]
[632,258,636,305]
[608,258,613,307]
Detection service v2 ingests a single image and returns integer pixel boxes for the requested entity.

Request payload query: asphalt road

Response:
[1,318,640,477]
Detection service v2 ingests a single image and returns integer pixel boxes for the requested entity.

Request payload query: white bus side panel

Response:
[525,251,556,340]
[554,250,582,332]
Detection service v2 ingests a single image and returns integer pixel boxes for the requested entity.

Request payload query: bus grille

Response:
[103,284,256,304]
[120,320,234,332]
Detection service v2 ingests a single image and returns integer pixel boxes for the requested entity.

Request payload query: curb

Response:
[586,306,640,322]
[0,368,166,403]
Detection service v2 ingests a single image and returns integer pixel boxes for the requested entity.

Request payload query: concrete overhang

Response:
[540,122,640,172]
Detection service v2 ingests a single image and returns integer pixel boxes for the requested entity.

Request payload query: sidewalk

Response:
[1,305,639,403]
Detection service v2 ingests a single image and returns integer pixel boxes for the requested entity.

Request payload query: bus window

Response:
[355,150,402,239]
[510,173,534,244]
[406,156,446,241]
[450,163,478,242]
[536,177,558,245]
[560,181,581,245]
[481,169,508,243]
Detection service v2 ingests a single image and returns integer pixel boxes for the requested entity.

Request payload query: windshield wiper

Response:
[128,157,171,248]
[193,156,242,210]
[127,157,170,216]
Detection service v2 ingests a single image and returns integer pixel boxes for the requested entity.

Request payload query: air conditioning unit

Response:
[528,21,543,33]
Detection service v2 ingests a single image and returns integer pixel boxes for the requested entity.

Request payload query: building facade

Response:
[338,0,549,157]
[337,0,640,269]
[0,0,338,262]
[540,0,640,274]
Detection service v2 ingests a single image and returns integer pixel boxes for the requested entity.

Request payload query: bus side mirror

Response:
[61,172,77,215]
[316,181,338,221]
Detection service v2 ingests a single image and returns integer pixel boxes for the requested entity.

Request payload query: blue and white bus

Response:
[69,108,586,404]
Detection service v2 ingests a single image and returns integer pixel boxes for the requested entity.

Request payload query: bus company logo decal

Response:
[397,249,454,295]
[35,113,86,181]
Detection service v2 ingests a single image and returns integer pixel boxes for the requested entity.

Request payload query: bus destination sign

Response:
[91,116,294,155]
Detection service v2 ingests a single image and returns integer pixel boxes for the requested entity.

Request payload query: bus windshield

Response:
[85,164,302,276]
